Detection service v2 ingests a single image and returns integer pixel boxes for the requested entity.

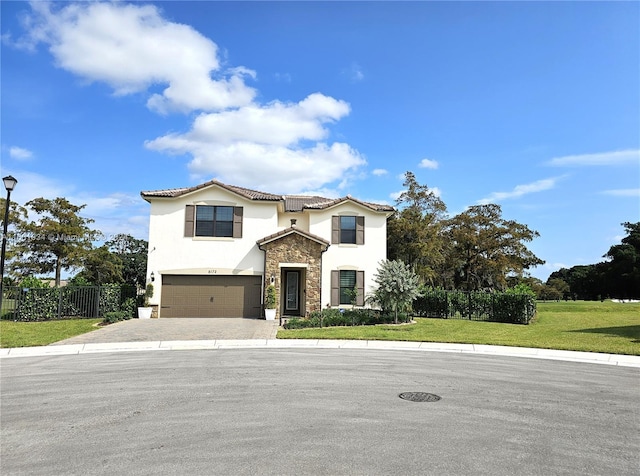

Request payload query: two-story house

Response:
[141,179,394,320]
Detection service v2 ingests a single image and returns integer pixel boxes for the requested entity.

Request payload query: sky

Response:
[1,1,638,282]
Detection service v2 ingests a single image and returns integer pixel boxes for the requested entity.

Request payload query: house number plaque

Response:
[208,269,217,274]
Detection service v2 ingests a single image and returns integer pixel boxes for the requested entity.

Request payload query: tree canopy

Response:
[387,172,544,291]
[11,198,99,286]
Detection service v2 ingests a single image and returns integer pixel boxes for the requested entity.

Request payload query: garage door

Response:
[160,275,262,318]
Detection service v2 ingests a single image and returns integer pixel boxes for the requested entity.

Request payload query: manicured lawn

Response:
[0,319,102,348]
[278,300,640,355]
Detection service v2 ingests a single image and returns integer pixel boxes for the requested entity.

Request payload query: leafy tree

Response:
[387,172,447,284]
[443,204,544,291]
[603,222,639,299]
[76,245,123,285]
[11,198,99,287]
[371,259,422,324]
[106,233,148,288]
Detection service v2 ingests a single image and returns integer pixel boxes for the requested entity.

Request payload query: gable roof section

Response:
[141,179,282,202]
[257,226,330,249]
[141,179,393,213]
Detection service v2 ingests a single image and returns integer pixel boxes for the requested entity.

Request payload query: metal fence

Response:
[0,285,137,321]
[413,289,536,324]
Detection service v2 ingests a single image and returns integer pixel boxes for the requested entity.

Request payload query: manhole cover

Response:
[399,392,441,402]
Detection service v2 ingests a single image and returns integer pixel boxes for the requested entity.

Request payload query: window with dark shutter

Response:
[184,205,195,237]
[192,205,237,237]
[332,215,365,245]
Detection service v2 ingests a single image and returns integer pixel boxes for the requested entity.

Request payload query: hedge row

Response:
[413,288,536,324]
[3,285,137,321]
[284,308,408,329]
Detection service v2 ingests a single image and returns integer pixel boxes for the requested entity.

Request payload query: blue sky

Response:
[1,1,638,281]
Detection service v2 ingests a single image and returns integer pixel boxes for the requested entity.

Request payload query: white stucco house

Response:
[141,179,394,320]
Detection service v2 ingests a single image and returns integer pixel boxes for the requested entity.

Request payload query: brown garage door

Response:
[160,275,262,318]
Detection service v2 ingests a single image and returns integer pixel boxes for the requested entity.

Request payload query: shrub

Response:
[103,311,129,324]
[121,297,136,319]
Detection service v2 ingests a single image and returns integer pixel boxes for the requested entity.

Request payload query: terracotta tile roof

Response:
[257,226,330,247]
[141,179,282,202]
[141,180,393,213]
[301,195,395,212]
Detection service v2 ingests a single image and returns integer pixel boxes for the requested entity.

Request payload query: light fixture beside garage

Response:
[270,274,275,285]
[150,272,155,282]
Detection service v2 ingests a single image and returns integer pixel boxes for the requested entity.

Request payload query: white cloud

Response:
[390,190,404,201]
[601,188,640,197]
[146,93,364,193]
[418,158,438,169]
[372,168,388,176]
[477,177,560,205]
[9,146,33,160]
[16,2,256,114]
[546,149,640,167]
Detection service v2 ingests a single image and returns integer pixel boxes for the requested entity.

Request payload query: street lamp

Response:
[0,175,18,314]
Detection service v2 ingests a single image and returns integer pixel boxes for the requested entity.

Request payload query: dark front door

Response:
[285,271,300,315]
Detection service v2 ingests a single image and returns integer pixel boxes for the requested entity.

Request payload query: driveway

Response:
[51,318,279,345]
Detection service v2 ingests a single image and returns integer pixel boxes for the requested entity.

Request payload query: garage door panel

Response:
[161,275,262,318]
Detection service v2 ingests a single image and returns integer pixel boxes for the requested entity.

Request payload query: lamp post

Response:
[0,175,18,314]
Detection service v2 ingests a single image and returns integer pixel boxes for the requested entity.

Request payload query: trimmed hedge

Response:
[413,287,536,324]
[283,308,407,329]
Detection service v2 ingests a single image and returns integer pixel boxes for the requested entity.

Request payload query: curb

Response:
[1,340,639,367]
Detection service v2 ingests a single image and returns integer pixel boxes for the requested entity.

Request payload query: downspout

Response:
[319,243,329,314]
[257,242,267,320]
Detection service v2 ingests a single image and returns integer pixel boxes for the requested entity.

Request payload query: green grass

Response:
[278,300,640,355]
[0,319,102,348]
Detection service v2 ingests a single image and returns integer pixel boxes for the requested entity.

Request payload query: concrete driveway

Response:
[51,318,279,345]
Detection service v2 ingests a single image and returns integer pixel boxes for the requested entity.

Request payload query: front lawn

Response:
[0,319,102,348]
[278,300,640,355]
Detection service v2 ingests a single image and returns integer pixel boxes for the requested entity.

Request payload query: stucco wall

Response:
[146,186,278,306]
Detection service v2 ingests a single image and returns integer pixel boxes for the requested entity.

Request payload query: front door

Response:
[285,271,300,315]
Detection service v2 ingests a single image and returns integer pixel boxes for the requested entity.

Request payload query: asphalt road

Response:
[1,349,638,475]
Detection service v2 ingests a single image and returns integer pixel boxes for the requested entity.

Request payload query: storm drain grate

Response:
[399,392,441,402]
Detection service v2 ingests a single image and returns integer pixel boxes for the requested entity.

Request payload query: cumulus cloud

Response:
[14,1,256,114]
[9,146,33,160]
[418,158,438,169]
[477,177,560,205]
[601,188,640,197]
[546,149,640,167]
[13,2,365,194]
[145,92,365,193]
[372,168,388,176]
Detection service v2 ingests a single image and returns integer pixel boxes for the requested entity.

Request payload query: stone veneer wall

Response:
[262,233,325,318]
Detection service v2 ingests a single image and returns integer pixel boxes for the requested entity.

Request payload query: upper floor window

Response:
[196,206,233,237]
[340,216,356,244]
[184,205,243,238]
[332,215,365,244]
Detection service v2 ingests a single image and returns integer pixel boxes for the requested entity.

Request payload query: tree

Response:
[387,172,447,284]
[443,204,544,291]
[371,260,422,324]
[106,233,148,288]
[603,222,640,299]
[76,245,123,285]
[11,198,99,287]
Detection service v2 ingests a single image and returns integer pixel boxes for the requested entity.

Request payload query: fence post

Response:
[467,292,472,320]
[95,286,100,318]
[57,287,63,319]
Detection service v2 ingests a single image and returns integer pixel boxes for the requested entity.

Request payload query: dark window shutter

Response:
[331,270,339,306]
[356,270,365,306]
[331,216,340,244]
[184,205,195,237]
[233,207,243,238]
[356,216,365,245]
